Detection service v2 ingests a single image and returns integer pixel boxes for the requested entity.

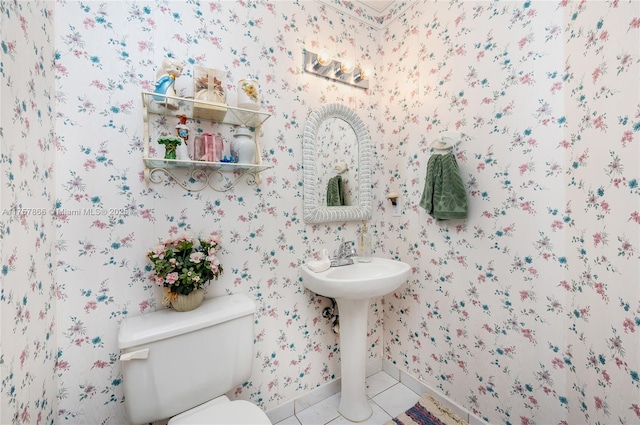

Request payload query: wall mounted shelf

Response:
[141,91,272,192]
[143,158,272,192]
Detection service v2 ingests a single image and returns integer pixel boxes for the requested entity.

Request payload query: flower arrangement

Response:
[147,233,223,306]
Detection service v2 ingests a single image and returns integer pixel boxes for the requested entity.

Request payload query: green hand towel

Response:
[327,175,346,206]
[419,153,468,220]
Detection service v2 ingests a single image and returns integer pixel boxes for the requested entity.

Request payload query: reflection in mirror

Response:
[316,118,358,206]
[303,103,372,223]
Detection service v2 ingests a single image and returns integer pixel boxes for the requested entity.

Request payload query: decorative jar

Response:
[237,78,260,111]
[232,126,256,164]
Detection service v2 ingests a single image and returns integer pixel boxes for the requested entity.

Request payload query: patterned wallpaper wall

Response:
[1,1,639,425]
[381,2,640,424]
[1,1,58,425]
[52,1,377,424]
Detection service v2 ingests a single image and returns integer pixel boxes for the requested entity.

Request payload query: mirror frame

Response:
[303,103,372,223]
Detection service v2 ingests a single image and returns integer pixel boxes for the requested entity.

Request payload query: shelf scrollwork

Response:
[146,165,264,192]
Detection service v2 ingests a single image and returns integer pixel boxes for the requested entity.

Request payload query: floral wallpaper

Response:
[52,1,376,424]
[0,1,58,424]
[1,1,639,425]
[381,1,640,424]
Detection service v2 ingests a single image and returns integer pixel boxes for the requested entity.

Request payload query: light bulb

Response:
[354,66,372,83]
[340,59,355,74]
[317,51,332,67]
[310,50,332,70]
[334,58,354,77]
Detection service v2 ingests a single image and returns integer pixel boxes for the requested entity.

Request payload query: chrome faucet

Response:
[331,241,357,267]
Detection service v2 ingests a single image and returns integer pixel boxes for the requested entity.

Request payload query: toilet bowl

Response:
[118,293,272,425]
[169,396,270,425]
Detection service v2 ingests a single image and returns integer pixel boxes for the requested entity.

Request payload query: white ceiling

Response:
[317,0,416,29]
[357,0,396,13]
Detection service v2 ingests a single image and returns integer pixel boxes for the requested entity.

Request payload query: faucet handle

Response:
[330,241,356,267]
[338,241,357,260]
[337,240,354,254]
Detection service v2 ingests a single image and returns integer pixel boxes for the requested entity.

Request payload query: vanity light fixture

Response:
[303,49,370,90]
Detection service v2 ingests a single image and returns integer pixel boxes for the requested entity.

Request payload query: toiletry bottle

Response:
[358,220,372,262]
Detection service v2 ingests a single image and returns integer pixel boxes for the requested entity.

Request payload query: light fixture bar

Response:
[303,50,370,90]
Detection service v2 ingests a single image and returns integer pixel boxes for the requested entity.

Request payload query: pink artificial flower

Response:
[190,252,205,263]
[151,244,165,258]
[207,254,220,266]
[166,272,179,284]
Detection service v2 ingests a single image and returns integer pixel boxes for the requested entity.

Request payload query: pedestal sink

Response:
[299,257,411,422]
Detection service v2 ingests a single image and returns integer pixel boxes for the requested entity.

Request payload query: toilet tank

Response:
[118,293,256,425]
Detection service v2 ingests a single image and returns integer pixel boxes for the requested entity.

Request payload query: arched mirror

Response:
[303,103,372,223]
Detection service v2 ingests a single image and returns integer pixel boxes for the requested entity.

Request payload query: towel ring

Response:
[430,130,464,151]
[333,162,348,174]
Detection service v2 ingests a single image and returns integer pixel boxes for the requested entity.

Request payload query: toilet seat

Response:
[168,396,271,425]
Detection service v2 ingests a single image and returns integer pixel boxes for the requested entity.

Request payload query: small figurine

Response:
[157,135,183,160]
[152,57,183,110]
[175,114,190,141]
[175,114,190,160]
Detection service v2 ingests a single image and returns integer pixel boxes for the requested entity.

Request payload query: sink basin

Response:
[299,256,411,422]
[300,257,411,300]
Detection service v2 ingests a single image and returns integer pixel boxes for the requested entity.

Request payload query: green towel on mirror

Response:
[327,175,346,206]
[419,153,468,220]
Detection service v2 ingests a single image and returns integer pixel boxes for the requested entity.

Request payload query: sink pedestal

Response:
[336,298,372,422]
[298,257,412,423]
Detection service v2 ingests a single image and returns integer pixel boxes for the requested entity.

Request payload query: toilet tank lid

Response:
[118,293,256,349]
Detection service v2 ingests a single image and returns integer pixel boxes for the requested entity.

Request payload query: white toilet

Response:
[118,293,272,425]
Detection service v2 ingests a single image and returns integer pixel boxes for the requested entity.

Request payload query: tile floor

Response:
[275,371,421,425]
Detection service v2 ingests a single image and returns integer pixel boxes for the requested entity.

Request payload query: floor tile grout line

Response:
[370,395,395,420]
[290,372,415,425]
